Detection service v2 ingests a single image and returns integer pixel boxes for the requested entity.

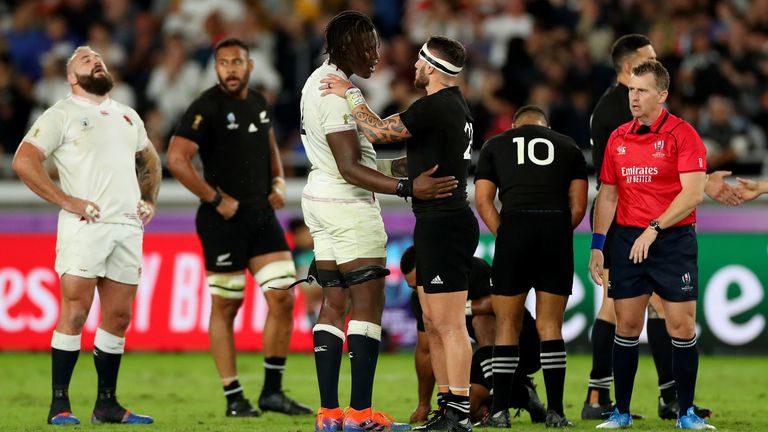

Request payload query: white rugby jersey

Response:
[23,94,149,227]
[300,61,377,200]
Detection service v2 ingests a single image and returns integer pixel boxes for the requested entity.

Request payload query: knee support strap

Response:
[255,260,296,291]
[207,273,246,299]
[343,265,390,286]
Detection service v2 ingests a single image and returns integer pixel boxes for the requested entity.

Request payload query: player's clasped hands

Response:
[629,228,657,264]
[63,196,101,223]
[413,165,458,200]
[216,189,239,220]
[318,74,353,97]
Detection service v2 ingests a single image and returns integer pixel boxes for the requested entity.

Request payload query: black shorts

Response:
[415,208,480,294]
[492,211,573,297]
[196,204,290,272]
[589,197,617,269]
[608,224,698,301]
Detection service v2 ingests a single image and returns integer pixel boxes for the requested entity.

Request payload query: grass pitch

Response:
[0,352,764,431]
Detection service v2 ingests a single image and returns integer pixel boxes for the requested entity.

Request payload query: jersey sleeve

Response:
[174,97,211,144]
[131,109,150,152]
[320,78,357,135]
[399,97,429,136]
[676,122,707,173]
[599,132,619,185]
[22,107,67,157]
[474,141,498,184]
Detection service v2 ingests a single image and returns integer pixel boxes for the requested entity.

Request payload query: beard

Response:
[414,68,428,89]
[218,73,248,96]
[76,71,114,96]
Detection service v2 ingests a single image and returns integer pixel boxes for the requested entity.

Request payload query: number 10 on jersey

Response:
[514,137,554,166]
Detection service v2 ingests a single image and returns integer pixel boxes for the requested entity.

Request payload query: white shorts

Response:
[301,195,387,264]
[55,219,143,285]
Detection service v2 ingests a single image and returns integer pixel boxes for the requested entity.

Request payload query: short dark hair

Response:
[631,60,670,92]
[513,105,549,125]
[426,35,466,69]
[400,246,416,275]
[610,34,652,72]
[215,38,249,58]
[324,11,377,67]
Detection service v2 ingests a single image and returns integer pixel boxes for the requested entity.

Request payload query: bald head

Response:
[66,46,113,96]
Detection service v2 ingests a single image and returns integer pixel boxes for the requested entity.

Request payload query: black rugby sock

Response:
[348,333,380,410]
[647,317,676,402]
[541,339,567,416]
[490,345,518,414]
[93,347,122,408]
[313,326,344,409]
[586,319,615,405]
[262,356,286,394]
[51,348,80,414]
[613,335,640,414]
[671,336,699,415]
[223,380,245,404]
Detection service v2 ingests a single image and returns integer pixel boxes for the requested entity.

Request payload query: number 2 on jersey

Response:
[513,136,554,165]
[463,122,473,160]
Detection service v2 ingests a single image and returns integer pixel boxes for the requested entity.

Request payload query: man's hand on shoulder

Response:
[704,170,742,206]
[319,74,353,98]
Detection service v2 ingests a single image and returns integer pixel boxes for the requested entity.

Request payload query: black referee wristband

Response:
[206,190,223,207]
[395,179,413,198]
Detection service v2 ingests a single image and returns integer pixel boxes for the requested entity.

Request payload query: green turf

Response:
[0,352,763,431]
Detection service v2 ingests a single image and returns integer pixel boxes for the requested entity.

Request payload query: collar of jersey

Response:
[324,60,350,80]
[69,93,112,108]
[629,109,669,135]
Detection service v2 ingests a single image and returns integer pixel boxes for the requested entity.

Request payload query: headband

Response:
[418,42,462,76]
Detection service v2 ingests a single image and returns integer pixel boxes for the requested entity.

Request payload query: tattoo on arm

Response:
[391,157,408,178]
[136,145,162,203]
[353,106,411,144]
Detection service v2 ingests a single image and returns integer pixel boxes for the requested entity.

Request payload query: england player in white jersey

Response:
[302,11,458,432]
[12,46,160,425]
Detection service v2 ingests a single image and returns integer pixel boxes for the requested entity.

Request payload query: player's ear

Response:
[658,89,668,104]
[247,58,254,73]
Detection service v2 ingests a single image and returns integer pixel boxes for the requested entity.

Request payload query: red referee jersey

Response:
[600,109,706,228]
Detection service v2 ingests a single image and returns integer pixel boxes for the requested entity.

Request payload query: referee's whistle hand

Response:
[413,165,458,200]
[589,250,604,285]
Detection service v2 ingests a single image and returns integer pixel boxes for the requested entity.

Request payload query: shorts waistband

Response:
[618,223,694,231]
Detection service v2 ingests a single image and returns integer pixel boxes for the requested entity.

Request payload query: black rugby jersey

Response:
[400,86,474,217]
[175,85,273,208]
[475,124,587,214]
[591,83,631,188]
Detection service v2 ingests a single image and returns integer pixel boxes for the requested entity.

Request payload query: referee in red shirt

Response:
[589,61,715,430]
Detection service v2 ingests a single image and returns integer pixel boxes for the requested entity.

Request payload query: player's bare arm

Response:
[375,156,408,178]
[319,74,411,144]
[568,179,588,228]
[629,171,706,264]
[327,130,457,199]
[135,143,161,224]
[474,179,500,236]
[704,170,741,205]
[167,135,239,219]
[268,127,286,209]
[12,142,101,222]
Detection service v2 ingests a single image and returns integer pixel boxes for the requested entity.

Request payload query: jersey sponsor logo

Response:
[681,272,693,292]
[617,145,626,155]
[122,115,133,126]
[216,252,233,266]
[621,166,658,184]
[226,112,239,130]
[248,123,258,133]
[192,114,203,130]
[431,275,444,285]
[259,111,270,124]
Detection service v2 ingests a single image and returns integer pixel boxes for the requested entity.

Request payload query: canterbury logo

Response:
[431,275,444,285]
[314,345,327,352]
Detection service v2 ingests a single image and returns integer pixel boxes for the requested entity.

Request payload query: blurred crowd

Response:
[2,0,768,179]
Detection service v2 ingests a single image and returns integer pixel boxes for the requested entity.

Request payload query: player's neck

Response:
[617,73,630,87]
[425,78,454,95]
[636,107,663,126]
[71,86,108,104]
